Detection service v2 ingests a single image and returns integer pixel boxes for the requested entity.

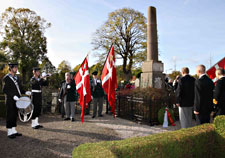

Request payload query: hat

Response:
[8,62,18,68]
[92,71,98,75]
[33,67,41,71]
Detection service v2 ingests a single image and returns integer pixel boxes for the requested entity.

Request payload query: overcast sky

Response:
[0,0,225,75]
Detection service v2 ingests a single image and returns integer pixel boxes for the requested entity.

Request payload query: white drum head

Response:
[16,96,31,109]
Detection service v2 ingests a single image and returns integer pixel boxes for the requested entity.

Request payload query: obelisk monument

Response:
[141,6,164,88]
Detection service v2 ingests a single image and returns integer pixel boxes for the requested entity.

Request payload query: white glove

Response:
[25,91,31,96]
[13,96,19,101]
[58,99,62,103]
[97,80,101,83]
[42,72,47,78]
[67,85,71,89]
[91,96,93,100]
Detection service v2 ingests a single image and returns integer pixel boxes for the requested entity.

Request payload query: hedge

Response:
[73,116,225,158]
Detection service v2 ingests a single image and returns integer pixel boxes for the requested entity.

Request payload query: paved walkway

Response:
[0,114,182,158]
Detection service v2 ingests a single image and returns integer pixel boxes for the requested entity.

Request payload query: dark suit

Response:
[2,74,24,128]
[59,79,78,119]
[194,74,214,124]
[91,78,105,117]
[176,75,195,128]
[214,76,225,115]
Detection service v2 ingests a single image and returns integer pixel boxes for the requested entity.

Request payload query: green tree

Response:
[57,60,71,82]
[0,7,51,84]
[40,57,56,75]
[0,50,8,70]
[92,8,147,81]
[168,71,181,81]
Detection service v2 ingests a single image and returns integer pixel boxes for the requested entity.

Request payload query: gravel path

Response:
[0,114,182,158]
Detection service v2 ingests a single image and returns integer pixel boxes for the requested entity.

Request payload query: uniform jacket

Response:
[2,74,24,100]
[176,75,195,107]
[30,77,48,91]
[91,78,104,98]
[194,75,214,114]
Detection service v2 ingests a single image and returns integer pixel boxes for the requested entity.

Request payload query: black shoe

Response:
[92,115,96,118]
[71,118,75,122]
[64,118,70,121]
[8,135,16,139]
[32,126,39,129]
[14,133,22,136]
[98,114,103,117]
[37,125,43,128]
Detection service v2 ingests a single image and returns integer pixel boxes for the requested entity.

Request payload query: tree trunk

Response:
[124,71,132,82]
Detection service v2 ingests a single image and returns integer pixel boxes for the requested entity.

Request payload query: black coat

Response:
[176,75,195,107]
[30,77,48,91]
[59,80,78,102]
[2,74,25,128]
[3,74,25,100]
[194,75,214,114]
[214,76,225,114]
[91,79,104,98]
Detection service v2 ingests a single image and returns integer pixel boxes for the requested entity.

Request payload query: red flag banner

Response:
[74,57,92,122]
[206,57,225,82]
[101,46,117,117]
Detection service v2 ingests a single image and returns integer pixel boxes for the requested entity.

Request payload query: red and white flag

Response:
[74,56,92,122]
[101,46,117,117]
[206,57,225,83]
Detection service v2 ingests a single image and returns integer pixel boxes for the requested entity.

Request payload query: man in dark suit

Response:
[91,71,105,118]
[213,68,225,116]
[194,65,214,125]
[176,67,195,128]
[2,63,26,138]
[59,72,78,122]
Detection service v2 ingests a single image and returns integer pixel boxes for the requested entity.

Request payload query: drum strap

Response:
[8,75,22,96]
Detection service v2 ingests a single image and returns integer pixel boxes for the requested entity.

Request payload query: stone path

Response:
[0,114,182,158]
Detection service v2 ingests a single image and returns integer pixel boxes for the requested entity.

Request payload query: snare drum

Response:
[16,96,34,122]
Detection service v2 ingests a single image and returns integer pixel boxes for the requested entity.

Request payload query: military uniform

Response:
[30,67,48,129]
[2,63,24,138]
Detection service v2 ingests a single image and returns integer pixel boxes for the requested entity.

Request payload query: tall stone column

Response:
[147,6,158,62]
[141,6,164,89]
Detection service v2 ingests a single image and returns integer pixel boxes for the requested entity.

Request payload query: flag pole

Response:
[101,43,114,73]
[74,52,90,78]
[206,56,225,72]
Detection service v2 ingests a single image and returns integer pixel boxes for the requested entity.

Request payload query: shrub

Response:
[73,124,216,158]
[213,115,225,158]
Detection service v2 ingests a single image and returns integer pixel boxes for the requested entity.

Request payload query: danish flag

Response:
[206,57,225,83]
[101,46,117,117]
[74,56,92,122]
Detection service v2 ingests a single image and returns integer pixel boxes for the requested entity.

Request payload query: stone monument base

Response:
[141,60,164,89]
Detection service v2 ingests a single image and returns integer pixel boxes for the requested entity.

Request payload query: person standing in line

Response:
[59,72,77,122]
[194,65,214,125]
[91,71,105,118]
[176,67,195,128]
[30,67,48,129]
[2,63,30,138]
[213,68,225,116]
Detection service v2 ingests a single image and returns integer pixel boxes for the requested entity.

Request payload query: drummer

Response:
[30,67,48,129]
[2,62,31,139]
